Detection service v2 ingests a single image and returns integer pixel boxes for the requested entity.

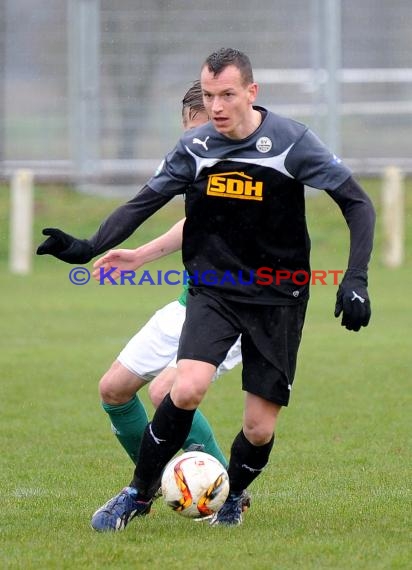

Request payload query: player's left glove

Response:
[36,228,94,264]
[334,269,371,332]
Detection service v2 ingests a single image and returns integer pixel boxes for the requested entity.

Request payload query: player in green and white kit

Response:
[95,227,241,467]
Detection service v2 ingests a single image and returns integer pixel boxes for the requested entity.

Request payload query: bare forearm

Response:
[92,217,185,277]
[133,218,185,265]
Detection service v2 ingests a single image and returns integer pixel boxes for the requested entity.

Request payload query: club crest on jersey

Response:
[256,137,272,153]
[206,172,263,201]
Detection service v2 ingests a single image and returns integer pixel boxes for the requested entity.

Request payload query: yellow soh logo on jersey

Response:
[206,172,263,201]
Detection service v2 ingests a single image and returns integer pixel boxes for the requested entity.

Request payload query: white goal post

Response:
[382,166,405,268]
[9,169,34,275]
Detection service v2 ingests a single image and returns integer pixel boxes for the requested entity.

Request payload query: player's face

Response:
[201,65,258,140]
[182,108,209,130]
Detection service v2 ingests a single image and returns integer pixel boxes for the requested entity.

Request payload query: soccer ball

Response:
[161,451,230,519]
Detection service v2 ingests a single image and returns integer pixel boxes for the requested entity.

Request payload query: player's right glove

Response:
[334,269,371,332]
[36,228,94,264]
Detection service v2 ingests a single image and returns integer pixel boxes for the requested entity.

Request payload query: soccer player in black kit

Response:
[38,48,375,529]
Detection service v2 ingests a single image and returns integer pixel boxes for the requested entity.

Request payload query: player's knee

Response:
[170,380,206,409]
[172,360,215,409]
[148,381,167,408]
[243,422,274,446]
[149,367,177,408]
[98,372,119,403]
[98,364,137,405]
[243,396,281,445]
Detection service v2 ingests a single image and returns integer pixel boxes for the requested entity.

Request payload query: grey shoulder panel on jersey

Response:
[284,127,352,190]
[147,138,196,197]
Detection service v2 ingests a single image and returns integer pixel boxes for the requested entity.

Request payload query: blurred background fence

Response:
[1,0,411,191]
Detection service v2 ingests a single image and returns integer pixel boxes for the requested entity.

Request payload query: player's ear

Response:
[248,82,258,103]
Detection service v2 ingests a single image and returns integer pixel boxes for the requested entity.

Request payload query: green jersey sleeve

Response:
[177,282,189,306]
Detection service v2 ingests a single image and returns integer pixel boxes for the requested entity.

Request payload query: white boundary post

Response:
[382,166,404,268]
[9,169,34,274]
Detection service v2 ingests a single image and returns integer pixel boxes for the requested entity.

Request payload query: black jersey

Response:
[148,107,352,305]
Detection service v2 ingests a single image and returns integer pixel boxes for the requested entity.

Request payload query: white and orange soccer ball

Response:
[161,451,230,519]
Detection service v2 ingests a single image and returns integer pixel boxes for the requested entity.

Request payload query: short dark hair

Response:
[182,80,205,119]
[202,48,254,85]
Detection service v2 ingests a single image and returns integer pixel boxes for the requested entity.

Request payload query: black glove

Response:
[334,269,371,332]
[36,228,94,264]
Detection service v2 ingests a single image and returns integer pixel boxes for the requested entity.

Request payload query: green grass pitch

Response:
[0,180,411,569]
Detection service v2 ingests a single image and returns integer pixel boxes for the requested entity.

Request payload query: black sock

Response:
[130,393,195,500]
[227,430,275,495]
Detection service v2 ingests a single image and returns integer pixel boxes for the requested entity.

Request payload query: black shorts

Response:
[177,289,307,406]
